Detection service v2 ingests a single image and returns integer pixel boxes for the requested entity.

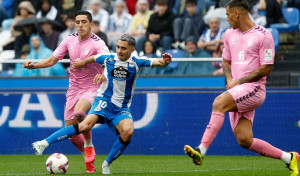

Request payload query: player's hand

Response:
[73,60,84,69]
[226,79,240,90]
[162,53,172,65]
[23,61,36,69]
[93,73,106,85]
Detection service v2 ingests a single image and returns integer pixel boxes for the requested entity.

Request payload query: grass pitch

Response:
[0,155,293,176]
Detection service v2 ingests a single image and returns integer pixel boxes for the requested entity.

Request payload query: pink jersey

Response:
[53,32,108,90]
[222,24,275,87]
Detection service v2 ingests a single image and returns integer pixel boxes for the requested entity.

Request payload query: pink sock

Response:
[69,134,85,153]
[249,138,283,159]
[201,112,225,149]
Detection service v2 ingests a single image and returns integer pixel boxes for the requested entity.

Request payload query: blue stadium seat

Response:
[270,8,300,32]
[267,28,279,51]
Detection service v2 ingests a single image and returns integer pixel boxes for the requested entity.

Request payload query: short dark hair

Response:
[118,34,136,47]
[75,10,93,22]
[225,0,249,11]
[186,0,197,6]
[66,11,76,20]
[156,0,168,6]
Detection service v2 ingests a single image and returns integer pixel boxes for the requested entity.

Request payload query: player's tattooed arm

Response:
[222,59,232,84]
[73,55,96,69]
[238,64,273,84]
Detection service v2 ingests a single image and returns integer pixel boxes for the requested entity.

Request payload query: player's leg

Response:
[185,91,237,165]
[102,115,134,174]
[234,117,298,175]
[65,119,85,155]
[32,114,99,155]
[64,93,86,155]
[73,98,96,164]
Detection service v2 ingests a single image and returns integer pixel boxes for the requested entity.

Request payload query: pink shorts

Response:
[227,83,266,131]
[64,86,98,121]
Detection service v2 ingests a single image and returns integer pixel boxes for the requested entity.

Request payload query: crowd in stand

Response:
[0,0,299,77]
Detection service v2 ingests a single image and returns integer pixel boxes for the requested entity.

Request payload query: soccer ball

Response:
[46,153,69,174]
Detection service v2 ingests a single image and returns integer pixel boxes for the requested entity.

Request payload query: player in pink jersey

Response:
[184,1,299,175]
[23,11,109,173]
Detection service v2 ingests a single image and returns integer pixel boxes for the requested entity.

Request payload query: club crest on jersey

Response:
[111,66,130,80]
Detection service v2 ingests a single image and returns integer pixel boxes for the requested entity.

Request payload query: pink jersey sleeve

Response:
[96,40,109,55]
[53,36,69,60]
[259,32,275,65]
[222,30,231,61]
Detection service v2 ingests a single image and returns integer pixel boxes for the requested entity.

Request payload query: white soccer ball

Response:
[46,153,69,174]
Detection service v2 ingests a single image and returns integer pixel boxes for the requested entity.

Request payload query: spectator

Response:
[198,17,225,55]
[139,40,162,75]
[130,0,153,41]
[136,0,175,53]
[36,0,64,30]
[58,12,76,45]
[4,1,36,49]
[39,18,60,51]
[87,0,109,32]
[173,0,204,17]
[92,20,108,46]
[150,0,175,11]
[14,24,37,59]
[126,0,151,16]
[212,39,224,75]
[140,40,159,58]
[107,0,132,51]
[14,44,31,76]
[172,0,206,50]
[15,34,66,77]
[178,35,215,75]
[257,0,286,27]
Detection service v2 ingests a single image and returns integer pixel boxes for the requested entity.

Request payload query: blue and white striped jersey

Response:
[95,53,153,108]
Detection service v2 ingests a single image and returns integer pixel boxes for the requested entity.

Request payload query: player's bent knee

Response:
[72,111,86,123]
[237,136,253,149]
[120,127,134,142]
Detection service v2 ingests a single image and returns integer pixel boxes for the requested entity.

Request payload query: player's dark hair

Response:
[75,10,93,22]
[225,0,249,12]
[156,0,168,6]
[186,0,197,6]
[118,34,136,47]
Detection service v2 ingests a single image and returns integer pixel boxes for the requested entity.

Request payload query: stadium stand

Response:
[270,7,300,32]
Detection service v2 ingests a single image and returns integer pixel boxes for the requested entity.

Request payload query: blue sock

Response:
[105,137,129,164]
[45,125,79,144]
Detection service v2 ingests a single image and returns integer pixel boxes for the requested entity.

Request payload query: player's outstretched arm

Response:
[23,56,59,69]
[151,53,172,67]
[73,55,96,69]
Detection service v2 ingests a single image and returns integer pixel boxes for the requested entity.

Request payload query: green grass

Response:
[0,155,294,176]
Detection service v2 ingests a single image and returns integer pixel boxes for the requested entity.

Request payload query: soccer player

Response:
[23,11,109,173]
[32,34,172,174]
[184,1,299,176]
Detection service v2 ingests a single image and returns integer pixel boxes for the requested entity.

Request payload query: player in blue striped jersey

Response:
[32,34,172,174]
